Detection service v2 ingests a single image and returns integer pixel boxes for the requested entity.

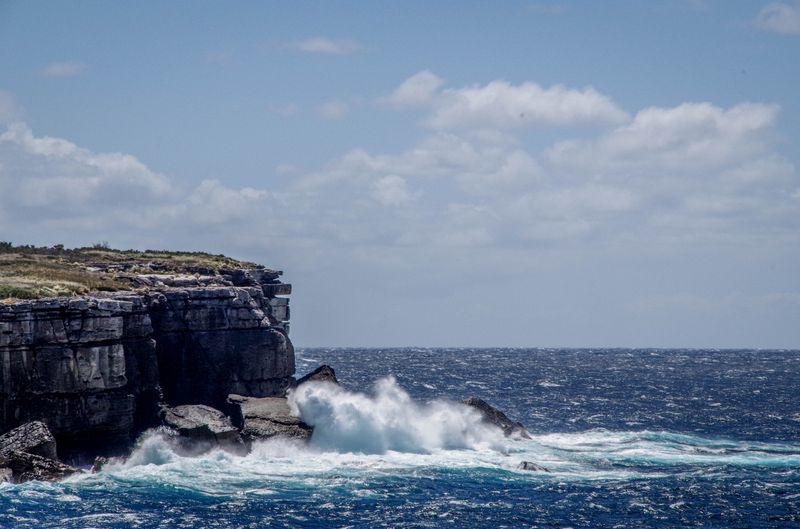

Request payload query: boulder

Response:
[0,421,58,461]
[160,404,244,454]
[0,451,79,483]
[295,365,338,388]
[518,461,551,472]
[0,421,80,482]
[462,397,531,439]
[227,394,312,442]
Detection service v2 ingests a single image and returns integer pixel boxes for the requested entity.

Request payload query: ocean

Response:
[1,348,798,528]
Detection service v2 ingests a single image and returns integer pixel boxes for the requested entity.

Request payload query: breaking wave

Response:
[288,376,507,454]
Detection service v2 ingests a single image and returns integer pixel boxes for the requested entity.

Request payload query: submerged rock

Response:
[294,365,339,389]
[227,394,312,442]
[518,461,551,472]
[462,397,531,439]
[160,404,244,454]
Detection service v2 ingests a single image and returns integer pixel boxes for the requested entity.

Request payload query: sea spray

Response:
[288,376,507,454]
[3,349,796,529]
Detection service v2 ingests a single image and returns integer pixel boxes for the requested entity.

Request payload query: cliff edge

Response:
[0,244,293,460]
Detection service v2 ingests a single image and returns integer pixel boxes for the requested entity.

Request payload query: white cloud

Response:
[183,179,269,224]
[547,102,781,176]
[39,62,87,78]
[299,132,541,197]
[430,81,629,129]
[289,37,360,55]
[0,122,171,210]
[299,95,797,247]
[371,175,414,207]
[385,70,445,107]
[320,100,349,119]
[0,122,274,232]
[1,84,797,260]
[756,2,800,34]
[385,71,628,129]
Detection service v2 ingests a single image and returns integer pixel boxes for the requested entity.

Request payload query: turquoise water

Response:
[1,348,798,528]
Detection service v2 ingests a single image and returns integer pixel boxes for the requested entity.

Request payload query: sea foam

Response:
[288,376,507,454]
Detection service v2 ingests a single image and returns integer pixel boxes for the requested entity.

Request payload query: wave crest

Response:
[288,376,507,454]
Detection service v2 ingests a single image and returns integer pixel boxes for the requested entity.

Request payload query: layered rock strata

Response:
[160,404,245,454]
[227,394,312,442]
[0,268,293,460]
[0,421,79,482]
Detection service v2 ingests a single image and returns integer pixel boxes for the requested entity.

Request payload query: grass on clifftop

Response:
[0,242,261,301]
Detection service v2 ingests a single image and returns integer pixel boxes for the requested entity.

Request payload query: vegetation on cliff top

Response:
[0,242,260,301]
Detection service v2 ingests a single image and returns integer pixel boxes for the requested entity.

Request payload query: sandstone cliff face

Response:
[0,270,292,460]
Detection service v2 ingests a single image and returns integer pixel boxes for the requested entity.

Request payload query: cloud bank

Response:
[386,71,629,129]
[1,72,796,256]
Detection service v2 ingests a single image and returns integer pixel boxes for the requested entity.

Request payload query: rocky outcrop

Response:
[148,287,294,410]
[0,420,57,461]
[295,365,338,388]
[517,461,550,472]
[463,397,531,439]
[160,404,244,454]
[227,394,312,442]
[0,421,79,483]
[0,266,293,461]
[2,451,79,482]
[0,297,147,458]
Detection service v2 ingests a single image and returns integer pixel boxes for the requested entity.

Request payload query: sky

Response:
[1,1,799,348]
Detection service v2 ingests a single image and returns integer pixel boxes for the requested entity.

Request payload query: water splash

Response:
[288,376,507,454]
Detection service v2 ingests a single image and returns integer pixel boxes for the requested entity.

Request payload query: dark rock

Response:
[0,421,58,461]
[160,404,244,454]
[0,451,79,483]
[227,394,312,442]
[0,296,156,461]
[147,287,295,410]
[463,397,531,439]
[1,266,295,462]
[91,456,109,473]
[261,283,292,297]
[518,461,551,472]
[0,250,295,463]
[295,365,338,388]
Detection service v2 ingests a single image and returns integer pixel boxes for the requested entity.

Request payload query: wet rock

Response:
[160,404,244,453]
[0,421,58,461]
[0,451,79,483]
[295,365,338,389]
[91,456,109,473]
[463,397,531,439]
[227,394,312,442]
[518,461,551,472]
[0,467,12,482]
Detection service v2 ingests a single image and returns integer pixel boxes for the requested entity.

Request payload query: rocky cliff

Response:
[0,251,293,461]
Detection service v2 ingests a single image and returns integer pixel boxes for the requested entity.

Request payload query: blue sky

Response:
[1,1,799,347]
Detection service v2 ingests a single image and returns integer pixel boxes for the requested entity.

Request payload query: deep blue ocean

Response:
[1,348,799,528]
